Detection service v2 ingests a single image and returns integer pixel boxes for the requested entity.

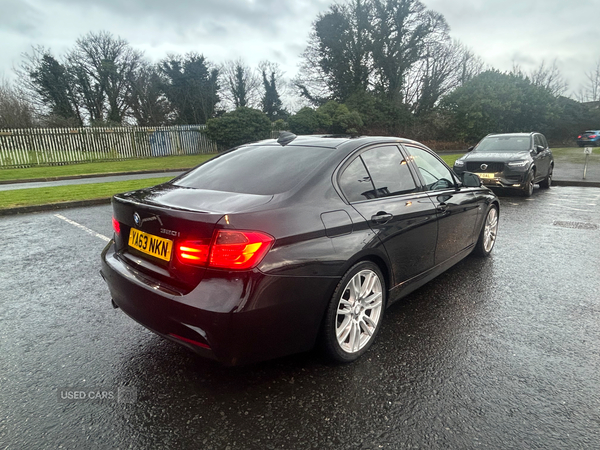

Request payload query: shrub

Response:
[205,107,272,150]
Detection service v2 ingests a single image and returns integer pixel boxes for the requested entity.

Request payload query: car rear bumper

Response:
[100,241,339,366]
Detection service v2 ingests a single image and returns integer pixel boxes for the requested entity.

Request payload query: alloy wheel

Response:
[483,207,499,253]
[335,269,383,354]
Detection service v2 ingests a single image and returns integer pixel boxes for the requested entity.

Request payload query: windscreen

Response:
[173,145,331,195]
[475,136,531,152]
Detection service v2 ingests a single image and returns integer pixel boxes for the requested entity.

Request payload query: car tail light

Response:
[589,135,597,138]
[176,230,274,270]
[209,230,274,270]
[578,135,582,139]
[112,217,120,235]
[176,239,211,266]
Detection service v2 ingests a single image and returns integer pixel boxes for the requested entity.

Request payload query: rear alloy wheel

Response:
[522,171,534,197]
[473,205,499,257]
[322,261,385,362]
[539,166,553,189]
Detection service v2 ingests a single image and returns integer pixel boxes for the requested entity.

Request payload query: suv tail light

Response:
[578,135,582,139]
[589,135,597,138]
[176,230,274,270]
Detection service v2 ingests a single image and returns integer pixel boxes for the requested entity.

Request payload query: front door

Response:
[403,145,481,265]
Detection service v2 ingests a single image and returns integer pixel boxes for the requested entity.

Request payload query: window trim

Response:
[334,144,422,204]
[401,144,460,193]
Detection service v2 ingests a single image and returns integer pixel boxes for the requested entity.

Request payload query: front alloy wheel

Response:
[322,262,385,362]
[522,171,534,197]
[540,166,553,189]
[474,205,499,257]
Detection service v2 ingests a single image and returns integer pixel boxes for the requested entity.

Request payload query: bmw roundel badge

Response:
[133,212,141,227]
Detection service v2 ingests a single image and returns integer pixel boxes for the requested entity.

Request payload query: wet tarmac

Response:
[0,186,599,449]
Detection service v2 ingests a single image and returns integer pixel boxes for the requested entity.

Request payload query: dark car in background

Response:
[453,132,554,197]
[577,130,600,147]
[101,135,499,366]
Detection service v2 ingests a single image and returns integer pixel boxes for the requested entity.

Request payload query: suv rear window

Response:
[173,145,330,195]
[476,136,531,152]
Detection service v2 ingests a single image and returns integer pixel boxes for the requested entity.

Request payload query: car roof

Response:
[250,135,429,151]
[485,133,535,138]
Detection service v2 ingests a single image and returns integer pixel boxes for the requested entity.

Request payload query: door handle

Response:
[371,212,393,224]
[436,203,448,213]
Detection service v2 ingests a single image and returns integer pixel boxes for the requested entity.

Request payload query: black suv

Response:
[453,132,554,196]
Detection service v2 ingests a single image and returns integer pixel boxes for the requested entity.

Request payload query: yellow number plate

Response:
[128,228,173,261]
[474,173,495,179]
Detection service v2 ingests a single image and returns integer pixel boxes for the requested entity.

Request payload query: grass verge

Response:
[0,177,173,209]
[440,154,462,166]
[0,154,216,182]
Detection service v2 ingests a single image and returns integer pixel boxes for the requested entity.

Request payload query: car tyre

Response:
[321,261,386,363]
[539,165,552,189]
[522,171,534,197]
[473,205,499,257]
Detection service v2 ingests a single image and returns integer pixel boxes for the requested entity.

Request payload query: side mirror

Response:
[536,145,545,154]
[467,146,474,152]
[462,171,482,187]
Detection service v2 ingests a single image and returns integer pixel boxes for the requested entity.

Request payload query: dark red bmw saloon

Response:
[101,134,499,366]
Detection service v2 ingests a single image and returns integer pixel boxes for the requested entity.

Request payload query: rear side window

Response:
[339,145,417,202]
[360,146,418,197]
[173,145,330,195]
[339,157,377,202]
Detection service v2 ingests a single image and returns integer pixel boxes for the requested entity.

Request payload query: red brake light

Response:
[209,230,274,270]
[176,230,274,270]
[589,135,597,138]
[578,135,582,139]
[176,239,211,266]
[112,217,120,235]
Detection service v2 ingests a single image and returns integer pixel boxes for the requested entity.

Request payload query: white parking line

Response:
[54,214,111,242]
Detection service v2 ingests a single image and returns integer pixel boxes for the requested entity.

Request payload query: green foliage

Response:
[28,52,81,124]
[261,69,286,120]
[272,119,288,131]
[287,102,364,135]
[288,107,324,134]
[345,91,412,134]
[316,101,363,134]
[441,70,559,142]
[205,107,271,149]
[160,53,220,125]
[546,97,600,145]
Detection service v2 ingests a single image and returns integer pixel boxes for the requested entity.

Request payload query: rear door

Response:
[338,144,438,286]
[403,145,481,265]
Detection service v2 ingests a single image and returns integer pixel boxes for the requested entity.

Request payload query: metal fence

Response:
[0,125,218,169]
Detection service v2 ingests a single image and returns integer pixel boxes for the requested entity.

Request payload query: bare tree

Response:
[0,79,37,129]
[580,59,600,102]
[67,31,143,125]
[18,46,83,126]
[404,40,483,115]
[530,59,568,96]
[126,63,172,126]
[220,59,261,110]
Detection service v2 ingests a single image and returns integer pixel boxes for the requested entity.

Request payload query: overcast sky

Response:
[1,0,598,100]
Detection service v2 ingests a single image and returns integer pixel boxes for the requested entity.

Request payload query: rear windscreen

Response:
[173,145,332,195]
[476,136,531,152]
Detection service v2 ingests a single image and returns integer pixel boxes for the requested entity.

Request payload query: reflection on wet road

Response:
[1,186,599,449]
